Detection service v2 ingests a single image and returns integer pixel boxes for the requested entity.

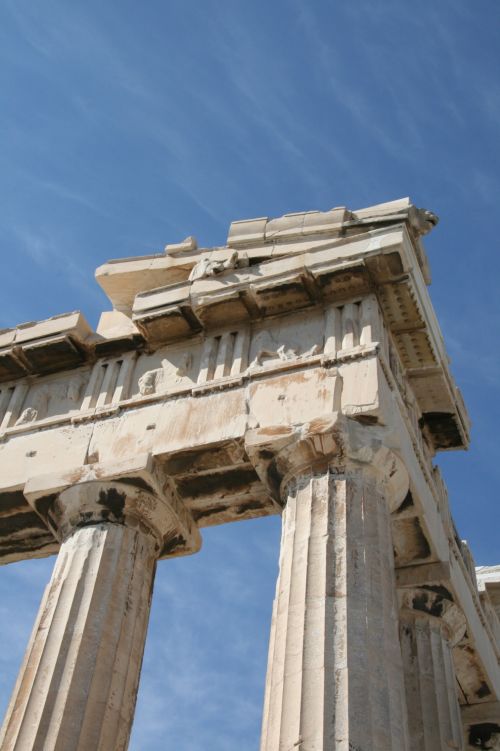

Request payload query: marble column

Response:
[0,478,199,751]
[399,588,466,751]
[260,465,410,751]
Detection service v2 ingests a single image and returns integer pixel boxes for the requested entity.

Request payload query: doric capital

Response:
[245,412,409,509]
[399,586,467,647]
[23,453,201,557]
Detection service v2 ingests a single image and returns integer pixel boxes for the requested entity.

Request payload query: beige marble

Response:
[399,589,466,751]
[0,522,156,751]
[0,199,499,749]
[0,470,201,751]
[261,467,409,751]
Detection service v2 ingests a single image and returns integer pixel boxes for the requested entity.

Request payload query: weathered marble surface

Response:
[0,198,498,750]
[260,460,410,751]
[399,588,466,750]
[0,516,157,751]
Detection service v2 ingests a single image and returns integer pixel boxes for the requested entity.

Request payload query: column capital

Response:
[23,453,201,557]
[245,411,409,510]
[399,586,467,647]
[259,442,410,750]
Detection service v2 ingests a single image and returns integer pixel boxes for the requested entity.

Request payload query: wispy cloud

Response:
[19,172,113,220]
[8,223,104,309]
[0,3,499,748]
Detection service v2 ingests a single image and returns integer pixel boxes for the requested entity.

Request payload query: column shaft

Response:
[260,469,409,751]
[400,613,464,751]
[0,523,156,751]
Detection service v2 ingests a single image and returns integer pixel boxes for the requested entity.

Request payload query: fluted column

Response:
[0,477,200,751]
[255,435,410,751]
[399,588,466,751]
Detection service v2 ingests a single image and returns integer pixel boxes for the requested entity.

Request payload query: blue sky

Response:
[0,0,499,747]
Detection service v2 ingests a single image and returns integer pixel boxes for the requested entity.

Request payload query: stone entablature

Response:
[1,200,468,446]
[0,198,497,750]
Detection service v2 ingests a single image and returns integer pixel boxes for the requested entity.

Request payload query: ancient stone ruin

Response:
[0,197,499,750]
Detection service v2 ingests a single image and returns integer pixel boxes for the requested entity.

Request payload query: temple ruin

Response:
[0,197,499,749]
